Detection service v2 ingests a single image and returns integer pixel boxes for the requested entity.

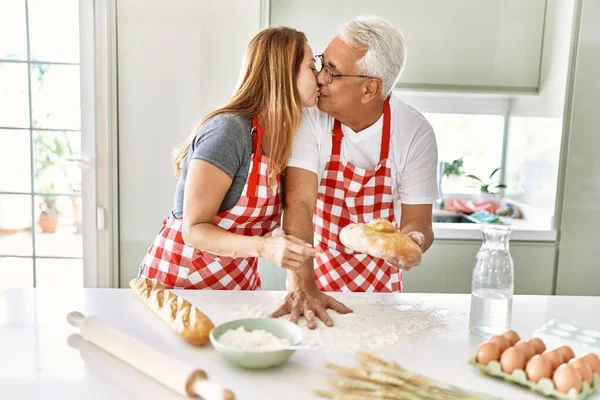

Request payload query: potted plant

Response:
[467,167,507,203]
[440,157,466,194]
[39,194,60,233]
[34,131,82,233]
[442,157,465,178]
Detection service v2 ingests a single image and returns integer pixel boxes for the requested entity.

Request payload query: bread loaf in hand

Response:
[339,219,422,268]
[130,277,214,345]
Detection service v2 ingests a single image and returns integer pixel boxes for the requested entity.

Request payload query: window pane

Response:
[0,194,33,256]
[33,130,81,194]
[34,195,82,258]
[0,0,27,60]
[36,258,82,288]
[0,129,31,192]
[28,0,79,63]
[31,64,80,130]
[0,257,33,289]
[426,113,505,194]
[0,62,29,128]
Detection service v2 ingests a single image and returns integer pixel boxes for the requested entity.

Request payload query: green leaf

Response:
[489,167,501,180]
[467,174,483,183]
[442,158,465,177]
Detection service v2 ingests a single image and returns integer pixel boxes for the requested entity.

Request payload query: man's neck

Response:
[337,100,385,133]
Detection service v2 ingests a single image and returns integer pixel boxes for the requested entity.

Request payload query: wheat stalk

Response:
[315,352,502,400]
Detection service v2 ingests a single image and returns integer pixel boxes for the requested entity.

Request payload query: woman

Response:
[139,27,321,290]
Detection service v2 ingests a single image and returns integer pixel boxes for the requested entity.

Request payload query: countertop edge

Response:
[433,223,557,242]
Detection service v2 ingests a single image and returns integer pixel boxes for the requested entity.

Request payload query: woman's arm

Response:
[182,159,316,267]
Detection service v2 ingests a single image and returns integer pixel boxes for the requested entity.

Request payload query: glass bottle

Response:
[469,224,514,338]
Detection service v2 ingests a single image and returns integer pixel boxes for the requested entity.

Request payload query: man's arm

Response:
[399,203,434,251]
[269,167,352,329]
[391,121,438,269]
[281,167,319,287]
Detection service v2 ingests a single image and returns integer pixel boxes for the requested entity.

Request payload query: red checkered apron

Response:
[313,99,401,292]
[139,117,281,290]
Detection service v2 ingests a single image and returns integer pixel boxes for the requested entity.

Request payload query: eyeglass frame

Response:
[314,54,378,84]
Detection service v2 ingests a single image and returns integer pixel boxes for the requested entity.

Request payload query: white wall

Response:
[116,0,262,285]
[504,0,576,217]
[555,0,600,295]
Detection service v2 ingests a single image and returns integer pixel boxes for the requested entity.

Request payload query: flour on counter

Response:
[218,326,290,350]
[229,295,463,354]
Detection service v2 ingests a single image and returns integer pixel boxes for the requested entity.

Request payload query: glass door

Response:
[0,0,86,289]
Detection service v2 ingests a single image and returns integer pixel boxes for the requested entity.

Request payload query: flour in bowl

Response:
[218,326,290,350]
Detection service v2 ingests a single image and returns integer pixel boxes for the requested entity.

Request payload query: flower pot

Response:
[39,213,59,233]
[474,192,501,204]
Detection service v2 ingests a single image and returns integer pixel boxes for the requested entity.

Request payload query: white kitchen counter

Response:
[1,289,598,399]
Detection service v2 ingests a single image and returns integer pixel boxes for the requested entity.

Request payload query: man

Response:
[271,16,438,328]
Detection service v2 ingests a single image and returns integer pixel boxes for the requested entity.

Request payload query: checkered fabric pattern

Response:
[313,100,402,292]
[140,120,281,290]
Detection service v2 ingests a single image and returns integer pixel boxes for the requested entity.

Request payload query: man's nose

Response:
[317,69,328,86]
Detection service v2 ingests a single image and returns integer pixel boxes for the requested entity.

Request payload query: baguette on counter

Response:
[130,277,214,345]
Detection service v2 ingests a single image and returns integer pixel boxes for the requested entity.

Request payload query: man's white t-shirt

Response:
[288,94,439,222]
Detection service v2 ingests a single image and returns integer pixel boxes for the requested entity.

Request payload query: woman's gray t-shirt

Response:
[171,114,253,218]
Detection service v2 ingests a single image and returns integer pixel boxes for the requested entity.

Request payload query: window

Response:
[0,0,83,289]
[425,113,506,194]
[400,94,508,196]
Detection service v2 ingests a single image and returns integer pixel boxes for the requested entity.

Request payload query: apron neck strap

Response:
[251,116,263,157]
[332,119,343,156]
[248,116,264,196]
[331,98,391,160]
[380,98,391,160]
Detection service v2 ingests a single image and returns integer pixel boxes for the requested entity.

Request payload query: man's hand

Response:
[389,203,434,270]
[269,282,352,329]
[387,230,424,271]
[405,231,425,250]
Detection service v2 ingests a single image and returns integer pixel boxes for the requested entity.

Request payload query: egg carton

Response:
[468,357,599,400]
[533,320,600,358]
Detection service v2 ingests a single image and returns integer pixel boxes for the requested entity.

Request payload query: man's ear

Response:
[361,78,382,103]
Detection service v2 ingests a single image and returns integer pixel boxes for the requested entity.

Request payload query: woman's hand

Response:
[260,228,318,271]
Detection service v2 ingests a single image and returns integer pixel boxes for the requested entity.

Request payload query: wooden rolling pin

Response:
[67,311,234,399]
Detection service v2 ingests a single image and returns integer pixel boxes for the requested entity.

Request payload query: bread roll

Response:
[130,277,214,345]
[339,219,422,268]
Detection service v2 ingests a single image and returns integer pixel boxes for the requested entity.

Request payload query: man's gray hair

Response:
[339,15,406,98]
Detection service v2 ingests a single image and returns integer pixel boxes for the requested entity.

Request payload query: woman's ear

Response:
[361,78,382,103]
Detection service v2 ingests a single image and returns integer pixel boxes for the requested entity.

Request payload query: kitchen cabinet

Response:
[404,240,556,294]
[270,0,546,91]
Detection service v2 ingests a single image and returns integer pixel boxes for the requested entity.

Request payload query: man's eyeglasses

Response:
[314,54,377,84]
